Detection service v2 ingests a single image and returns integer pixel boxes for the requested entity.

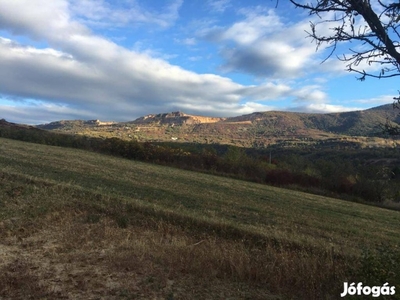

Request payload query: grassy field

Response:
[1,137,399,299]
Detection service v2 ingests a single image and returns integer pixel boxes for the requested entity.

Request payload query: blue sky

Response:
[0,0,398,124]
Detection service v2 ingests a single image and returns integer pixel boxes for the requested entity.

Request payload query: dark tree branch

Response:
[290,0,400,135]
[290,0,400,79]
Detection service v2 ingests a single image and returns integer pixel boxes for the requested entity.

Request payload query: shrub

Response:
[353,244,400,299]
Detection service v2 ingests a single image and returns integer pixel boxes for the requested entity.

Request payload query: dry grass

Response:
[0,208,280,299]
[0,206,346,299]
[1,137,400,299]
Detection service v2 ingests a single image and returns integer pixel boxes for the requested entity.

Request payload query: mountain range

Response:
[24,104,400,148]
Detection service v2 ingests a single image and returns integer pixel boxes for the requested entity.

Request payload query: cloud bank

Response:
[0,0,382,124]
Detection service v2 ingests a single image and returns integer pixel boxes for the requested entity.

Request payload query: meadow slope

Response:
[0,137,399,299]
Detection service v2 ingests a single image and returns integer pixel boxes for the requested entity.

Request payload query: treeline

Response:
[1,124,399,205]
[266,147,400,203]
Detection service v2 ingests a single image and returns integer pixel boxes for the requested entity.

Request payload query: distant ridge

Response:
[1,103,396,148]
[127,104,399,135]
[0,118,41,131]
[36,119,116,130]
[33,103,399,133]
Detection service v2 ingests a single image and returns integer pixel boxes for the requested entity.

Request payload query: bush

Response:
[352,244,400,299]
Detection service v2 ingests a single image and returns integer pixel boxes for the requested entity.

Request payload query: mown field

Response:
[0,137,399,299]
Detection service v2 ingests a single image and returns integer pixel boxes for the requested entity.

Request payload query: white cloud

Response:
[175,37,197,46]
[291,85,328,103]
[207,0,231,13]
[201,8,325,79]
[289,103,362,114]
[0,1,294,123]
[354,95,396,105]
[182,38,197,46]
[0,0,83,41]
[69,0,183,29]
[237,82,292,100]
[203,6,385,81]
[221,10,281,44]
[0,102,96,124]
[0,0,369,124]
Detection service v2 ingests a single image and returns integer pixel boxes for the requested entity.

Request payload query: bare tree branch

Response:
[289,0,400,135]
[290,0,400,79]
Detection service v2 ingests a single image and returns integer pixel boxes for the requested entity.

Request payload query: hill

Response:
[133,111,225,125]
[0,137,399,299]
[34,104,400,148]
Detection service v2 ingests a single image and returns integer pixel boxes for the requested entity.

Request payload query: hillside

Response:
[1,137,400,299]
[34,104,400,148]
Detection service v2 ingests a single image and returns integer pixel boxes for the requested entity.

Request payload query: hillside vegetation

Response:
[1,137,400,299]
[34,104,400,148]
[2,119,400,206]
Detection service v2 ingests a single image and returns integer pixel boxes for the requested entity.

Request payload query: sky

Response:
[0,0,398,124]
